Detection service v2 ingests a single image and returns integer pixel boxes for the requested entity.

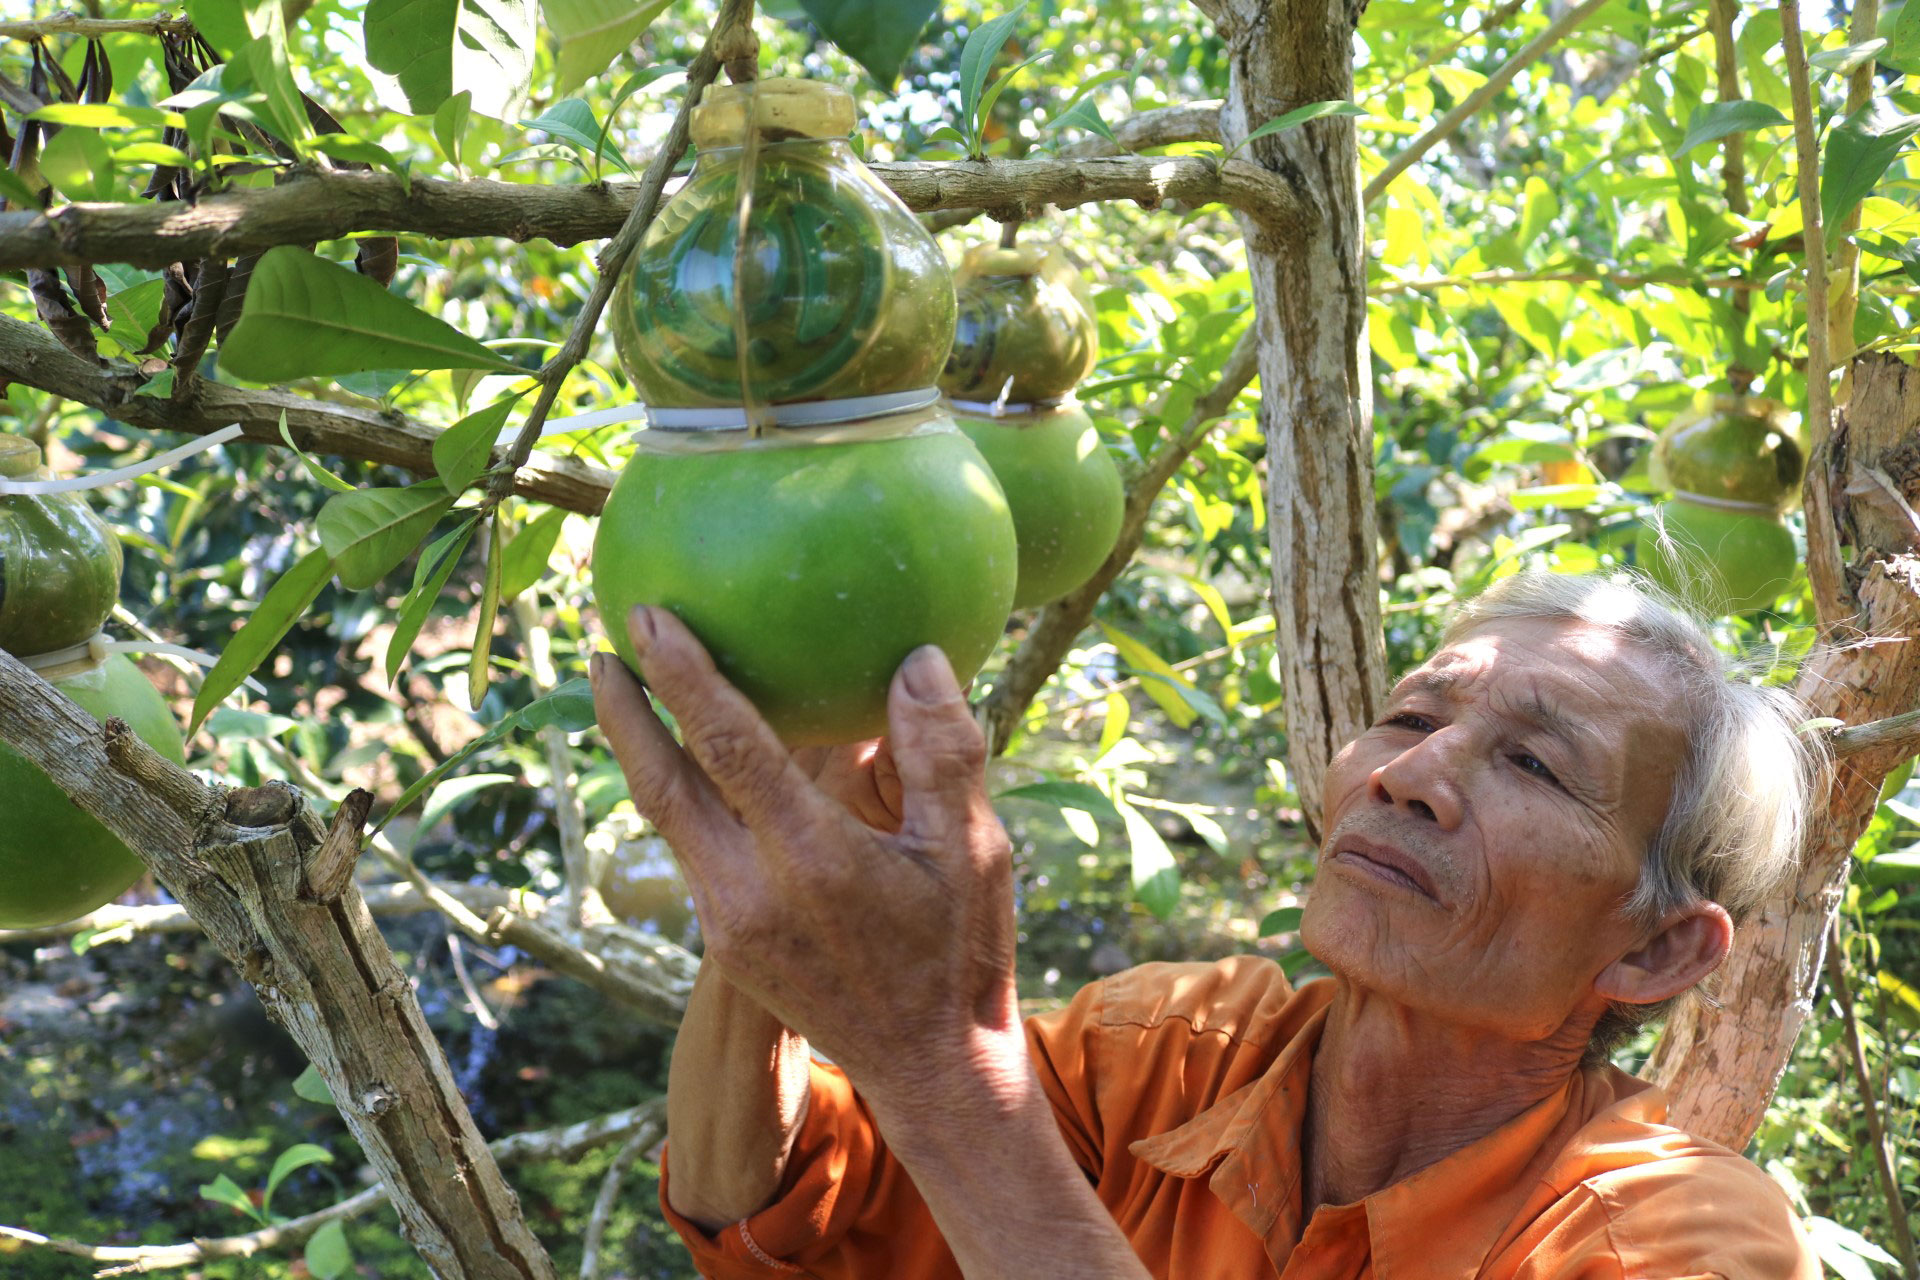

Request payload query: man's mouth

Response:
[1331,837,1440,904]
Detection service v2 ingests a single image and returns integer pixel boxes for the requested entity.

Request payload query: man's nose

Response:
[1367,734,1466,828]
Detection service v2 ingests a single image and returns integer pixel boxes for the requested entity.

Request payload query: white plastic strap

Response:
[0,425,247,495]
[947,395,1074,419]
[18,632,267,694]
[644,388,942,431]
[1671,489,1779,514]
[495,403,651,443]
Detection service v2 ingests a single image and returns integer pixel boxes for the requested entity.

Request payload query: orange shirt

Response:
[661,957,1818,1278]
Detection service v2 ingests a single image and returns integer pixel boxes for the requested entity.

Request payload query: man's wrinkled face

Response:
[1302,616,1691,1041]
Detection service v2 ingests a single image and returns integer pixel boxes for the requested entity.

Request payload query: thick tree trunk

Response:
[1215,0,1387,834]
[1650,354,1920,1147]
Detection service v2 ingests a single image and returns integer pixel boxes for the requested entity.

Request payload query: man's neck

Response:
[1300,979,1596,1215]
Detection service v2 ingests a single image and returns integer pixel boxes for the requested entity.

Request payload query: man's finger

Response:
[626,605,831,835]
[588,649,742,872]
[886,645,991,854]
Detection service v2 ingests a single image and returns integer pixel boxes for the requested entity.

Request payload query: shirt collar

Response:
[1125,981,1666,1276]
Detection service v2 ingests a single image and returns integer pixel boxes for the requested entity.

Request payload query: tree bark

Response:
[0,651,558,1279]
[1650,354,1920,1147]
[1217,0,1387,835]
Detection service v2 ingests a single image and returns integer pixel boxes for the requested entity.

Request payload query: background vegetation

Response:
[1,0,1916,1276]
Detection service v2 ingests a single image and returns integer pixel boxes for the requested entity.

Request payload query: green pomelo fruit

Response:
[1636,499,1799,616]
[942,245,1098,404]
[1654,401,1802,508]
[591,424,1017,746]
[954,406,1124,609]
[0,438,124,656]
[0,655,186,929]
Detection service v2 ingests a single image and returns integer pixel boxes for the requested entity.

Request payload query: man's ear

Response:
[1593,902,1733,1005]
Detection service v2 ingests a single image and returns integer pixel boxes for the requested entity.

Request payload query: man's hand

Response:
[591,605,1022,1099]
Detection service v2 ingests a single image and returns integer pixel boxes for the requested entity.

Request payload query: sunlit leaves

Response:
[364,0,534,117]
[219,247,521,381]
[1822,102,1920,250]
[1674,99,1787,158]
[795,0,940,86]
[542,0,671,92]
[191,546,333,731]
[317,484,459,590]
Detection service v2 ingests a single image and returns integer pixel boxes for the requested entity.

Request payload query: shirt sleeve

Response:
[658,980,1112,1278]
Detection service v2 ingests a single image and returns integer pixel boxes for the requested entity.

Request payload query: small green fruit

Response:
[0,655,186,929]
[591,419,1017,746]
[942,244,1098,405]
[1636,498,1799,616]
[1654,398,1802,508]
[954,404,1123,609]
[0,436,123,656]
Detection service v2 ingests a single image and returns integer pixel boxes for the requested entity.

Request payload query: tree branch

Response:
[1372,0,1528,96]
[0,314,617,513]
[1829,707,1920,763]
[578,1127,656,1280]
[0,1100,666,1278]
[0,153,1294,272]
[0,14,196,39]
[1363,0,1614,206]
[977,327,1258,753]
[0,650,557,1279]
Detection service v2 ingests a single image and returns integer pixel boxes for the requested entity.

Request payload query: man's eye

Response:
[1513,753,1561,786]
[1384,712,1433,731]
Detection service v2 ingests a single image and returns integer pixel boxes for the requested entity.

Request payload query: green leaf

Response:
[112,141,194,167]
[199,1173,264,1223]
[467,514,504,708]
[387,516,479,684]
[433,88,472,172]
[291,1064,335,1104]
[375,679,594,831]
[0,166,43,209]
[598,64,685,172]
[543,0,672,92]
[220,246,521,381]
[275,410,358,493]
[224,32,309,149]
[262,1143,333,1216]
[796,0,941,86]
[1812,39,1887,76]
[499,504,569,601]
[186,0,251,56]
[1258,906,1304,938]
[1821,102,1920,248]
[416,772,517,840]
[432,392,522,494]
[39,128,117,203]
[1119,799,1180,919]
[318,484,459,590]
[995,780,1123,824]
[959,6,1027,146]
[972,50,1053,156]
[30,102,185,129]
[1887,0,1920,71]
[304,1220,354,1280]
[192,546,334,732]
[1673,99,1788,158]
[1045,94,1114,141]
[1227,99,1367,157]
[366,0,534,116]
[1099,623,1226,728]
[517,98,631,176]
[311,133,401,171]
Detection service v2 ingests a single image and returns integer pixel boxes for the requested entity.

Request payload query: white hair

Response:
[1442,570,1822,1059]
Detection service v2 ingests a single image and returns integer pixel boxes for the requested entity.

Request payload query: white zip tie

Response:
[495,403,651,443]
[1670,489,1781,515]
[643,388,942,430]
[0,425,247,495]
[947,395,1075,419]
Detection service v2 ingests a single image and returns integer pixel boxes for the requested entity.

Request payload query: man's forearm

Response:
[666,963,812,1232]
[866,1041,1150,1280]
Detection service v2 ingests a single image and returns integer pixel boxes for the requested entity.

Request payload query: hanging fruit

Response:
[940,242,1123,610]
[593,79,1017,746]
[0,437,186,929]
[1636,397,1804,615]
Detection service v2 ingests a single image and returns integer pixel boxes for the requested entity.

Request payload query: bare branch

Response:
[0,650,557,1279]
[579,1127,657,1280]
[977,327,1258,753]
[1829,707,1920,763]
[0,14,195,39]
[0,154,1297,272]
[1064,101,1223,155]
[0,1100,666,1278]
[1364,0,1613,206]
[0,315,616,514]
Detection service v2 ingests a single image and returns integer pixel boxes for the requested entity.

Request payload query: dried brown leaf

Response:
[30,268,99,363]
[173,258,231,395]
[355,238,399,287]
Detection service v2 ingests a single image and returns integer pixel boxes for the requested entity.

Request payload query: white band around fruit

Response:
[17,631,265,693]
[946,395,1075,418]
[630,401,957,455]
[0,425,247,495]
[1671,489,1780,514]
[643,388,943,430]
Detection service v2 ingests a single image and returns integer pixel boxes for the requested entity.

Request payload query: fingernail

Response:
[901,646,956,704]
[588,651,606,685]
[628,605,658,656]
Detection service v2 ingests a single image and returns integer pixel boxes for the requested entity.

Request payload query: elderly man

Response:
[588,572,1820,1277]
